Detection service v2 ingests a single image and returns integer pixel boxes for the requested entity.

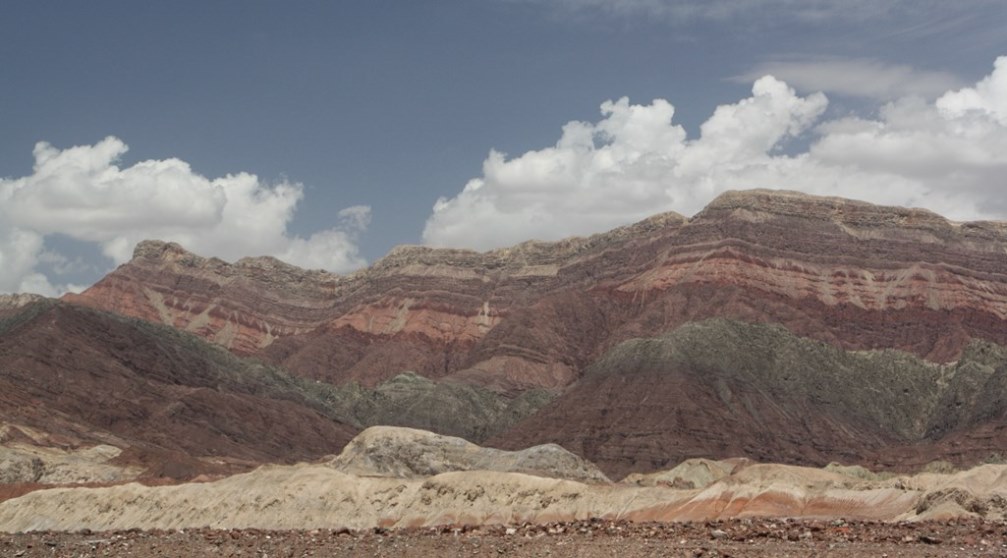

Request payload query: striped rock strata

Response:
[66,190,1007,394]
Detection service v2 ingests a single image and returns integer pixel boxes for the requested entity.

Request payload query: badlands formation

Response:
[4,190,1007,546]
[3,426,1007,534]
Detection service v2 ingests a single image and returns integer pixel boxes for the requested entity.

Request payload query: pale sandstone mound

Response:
[0,443,140,485]
[623,458,747,488]
[330,426,610,484]
[0,423,140,486]
[635,462,1007,523]
[0,465,668,533]
[885,464,1007,521]
[5,461,1007,533]
[570,460,1007,524]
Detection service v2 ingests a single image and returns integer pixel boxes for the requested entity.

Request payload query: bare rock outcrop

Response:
[4,459,1007,533]
[329,426,609,484]
[0,443,139,485]
[623,458,747,488]
[0,294,45,312]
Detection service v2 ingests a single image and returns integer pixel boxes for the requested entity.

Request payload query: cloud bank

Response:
[0,138,368,295]
[736,58,962,100]
[423,56,1007,251]
[530,0,994,24]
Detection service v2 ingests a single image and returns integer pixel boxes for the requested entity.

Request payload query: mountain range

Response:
[4,188,1007,485]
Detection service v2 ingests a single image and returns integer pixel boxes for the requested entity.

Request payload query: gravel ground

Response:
[3,518,1007,557]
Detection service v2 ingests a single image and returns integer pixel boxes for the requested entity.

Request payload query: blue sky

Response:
[1,1,1005,294]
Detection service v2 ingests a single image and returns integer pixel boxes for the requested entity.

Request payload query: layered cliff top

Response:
[65,188,1007,370]
[126,189,1007,281]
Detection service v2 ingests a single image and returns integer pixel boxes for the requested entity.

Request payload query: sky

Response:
[1,0,1005,295]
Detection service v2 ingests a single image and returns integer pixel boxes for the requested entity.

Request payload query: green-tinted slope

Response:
[587,319,1007,441]
[0,301,360,476]
[494,319,1007,478]
[1,301,548,460]
[323,372,552,442]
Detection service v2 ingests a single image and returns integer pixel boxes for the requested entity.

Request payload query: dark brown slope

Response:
[0,301,358,479]
[490,319,1007,479]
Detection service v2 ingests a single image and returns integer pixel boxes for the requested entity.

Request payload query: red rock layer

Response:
[66,190,1007,389]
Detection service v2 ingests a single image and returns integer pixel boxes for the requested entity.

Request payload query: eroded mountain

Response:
[39,189,1007,476]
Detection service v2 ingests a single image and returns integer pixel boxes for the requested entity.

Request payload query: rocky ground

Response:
[3,518,1007,557]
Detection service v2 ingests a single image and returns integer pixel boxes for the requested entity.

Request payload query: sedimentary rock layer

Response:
[0,301,551,486]
[66,190,1007,394]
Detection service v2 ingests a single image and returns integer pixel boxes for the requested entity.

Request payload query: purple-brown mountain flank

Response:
[0,300,359,485]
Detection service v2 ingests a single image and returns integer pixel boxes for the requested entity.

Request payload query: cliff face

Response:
[66,190,1007,393]
[63,241,348,355]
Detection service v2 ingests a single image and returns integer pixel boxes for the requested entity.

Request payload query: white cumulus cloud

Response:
[937,56,1007,124]
[423,56,1007,251]
[0,137,369,295]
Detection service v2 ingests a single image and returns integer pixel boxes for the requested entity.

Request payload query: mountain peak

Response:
[132,239,194,262]
[704,189,948,224]
[0,293,47,310]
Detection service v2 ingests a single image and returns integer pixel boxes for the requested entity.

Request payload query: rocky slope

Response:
[491,319,1007,478]
[0,299,549,492]
[323,374,552,443]
[0,300,360,481]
